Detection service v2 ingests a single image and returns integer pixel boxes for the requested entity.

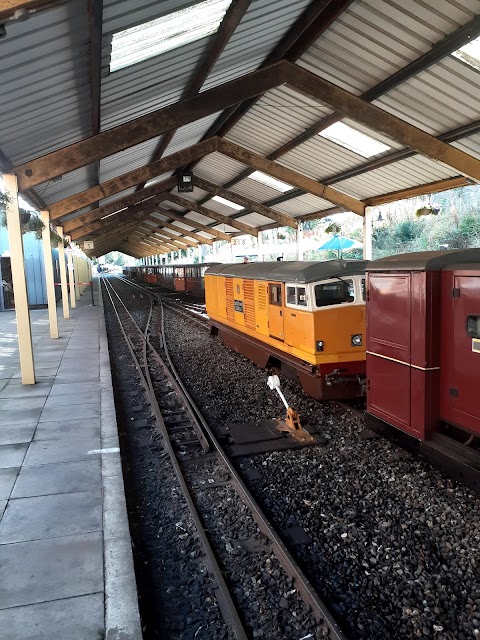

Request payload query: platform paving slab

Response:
[0,490,102,544]
[0,443,28,469]
[0,285,142,638]
[12,460,101,498]
[0,593,105,640]
[0,467,19,499]
[0,532,104,609]
[0,425,36,446]
[34,418,101,441]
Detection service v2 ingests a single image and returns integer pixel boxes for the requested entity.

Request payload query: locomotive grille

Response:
[258,283,267,312]
[243,280,256,330]
[225,278,235,321]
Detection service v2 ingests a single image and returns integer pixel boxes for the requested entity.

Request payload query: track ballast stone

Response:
[164,305,480,640]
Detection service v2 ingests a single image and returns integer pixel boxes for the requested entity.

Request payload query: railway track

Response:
[102,275,346,640]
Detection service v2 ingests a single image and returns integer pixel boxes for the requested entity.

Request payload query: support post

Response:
[197,244,202,263]
[296,223,304,261]
[74,256,80,300]
[40,210,59,339]
[4,174,35,384]
[257,231,265,262]
[67,251,76,309]
[0,258,4,312]
[56,227,70,319]
[363,207,373,260]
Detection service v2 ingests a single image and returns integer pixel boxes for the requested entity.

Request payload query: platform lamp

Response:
[176,170,194,193]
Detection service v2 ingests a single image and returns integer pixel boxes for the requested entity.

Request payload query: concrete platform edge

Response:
[98,280,143,640]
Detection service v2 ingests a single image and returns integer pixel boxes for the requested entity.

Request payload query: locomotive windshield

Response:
[315,279,354,307]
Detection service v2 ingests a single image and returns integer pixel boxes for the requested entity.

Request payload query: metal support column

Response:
[4,174,35,384]
[197,244,202,263]
[257,231,264,262]
[40,210,59,339]
[363,206,373,260]
[56,226,70,320]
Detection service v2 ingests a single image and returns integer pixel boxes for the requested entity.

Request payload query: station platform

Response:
[0,280,142,640]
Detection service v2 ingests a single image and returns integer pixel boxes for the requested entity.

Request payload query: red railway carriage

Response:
[365,249,480,467]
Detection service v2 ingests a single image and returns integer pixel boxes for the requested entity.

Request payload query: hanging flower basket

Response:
[415,205,441,217]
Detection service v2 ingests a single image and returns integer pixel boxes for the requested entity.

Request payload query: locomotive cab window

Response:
[467,315,480,338]
[315,279,354,307]
[269,284,282,305]
[286,285,307,307]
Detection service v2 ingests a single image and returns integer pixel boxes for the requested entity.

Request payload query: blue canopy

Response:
[317,235,363,251]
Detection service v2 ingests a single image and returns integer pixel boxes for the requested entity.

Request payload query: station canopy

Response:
[1,0,480,259]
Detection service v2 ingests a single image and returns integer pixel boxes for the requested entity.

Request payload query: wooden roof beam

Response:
[192,175,297,228]
[141,222,198,247]
[216,138,365,215]
[14,63,286,190]
[154,207,229,241]
[146,214,215,245]
[48,140,215,219]
[61,178,176,230]
[138,0,252,187]
[164,193,258,236]
[282,63,480,183]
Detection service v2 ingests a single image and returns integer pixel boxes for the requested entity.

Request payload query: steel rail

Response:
[107,274,347,638]
[101,276,248,639]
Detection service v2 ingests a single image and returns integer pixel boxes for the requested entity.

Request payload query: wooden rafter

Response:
[216,138,365,215]
[192,175,297,228]
[15,63,286,190]
[138,0,252,189]
[62,178,177,232]
[142,218,212,246]
[49,141,215,219]
[154,207,226,242]
[165,193,257,236]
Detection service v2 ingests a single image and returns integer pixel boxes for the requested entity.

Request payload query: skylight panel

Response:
[250,171,293,192]
[110,0,232,72]
[319,122,391,158]
[452,35,480,72]
[211,195,244,210]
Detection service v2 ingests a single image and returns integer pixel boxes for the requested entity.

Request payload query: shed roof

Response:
[1,0,480,258]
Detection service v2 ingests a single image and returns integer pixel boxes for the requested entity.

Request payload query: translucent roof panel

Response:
[452,34,480,72]
[319,122,391,158]
[250,171,293,192]
[211,195,244,210]
[110,0,232,72]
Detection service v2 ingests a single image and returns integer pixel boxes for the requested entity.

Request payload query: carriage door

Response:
[268,283,284,340]
[446,274,480,433]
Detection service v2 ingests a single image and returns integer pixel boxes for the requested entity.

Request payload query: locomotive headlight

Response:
[351,334,362,346]
[316,340,324,352]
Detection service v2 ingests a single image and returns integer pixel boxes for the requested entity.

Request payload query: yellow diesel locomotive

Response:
[205,261,367,400]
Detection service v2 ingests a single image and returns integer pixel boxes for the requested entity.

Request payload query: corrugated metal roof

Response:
[202,0,312,91]
[2,0,480,260]
[225,86,333,156]
[0,1,91,164]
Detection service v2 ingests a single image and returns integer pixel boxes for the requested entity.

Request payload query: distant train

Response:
[205,260,367,401]
[123,263,219,298]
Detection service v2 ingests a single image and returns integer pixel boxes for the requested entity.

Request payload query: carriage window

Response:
[361,278,366,301]
[286,285,307,306]
[467,316,480,338]
[269,284,282,305]
[315,280,354,307]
